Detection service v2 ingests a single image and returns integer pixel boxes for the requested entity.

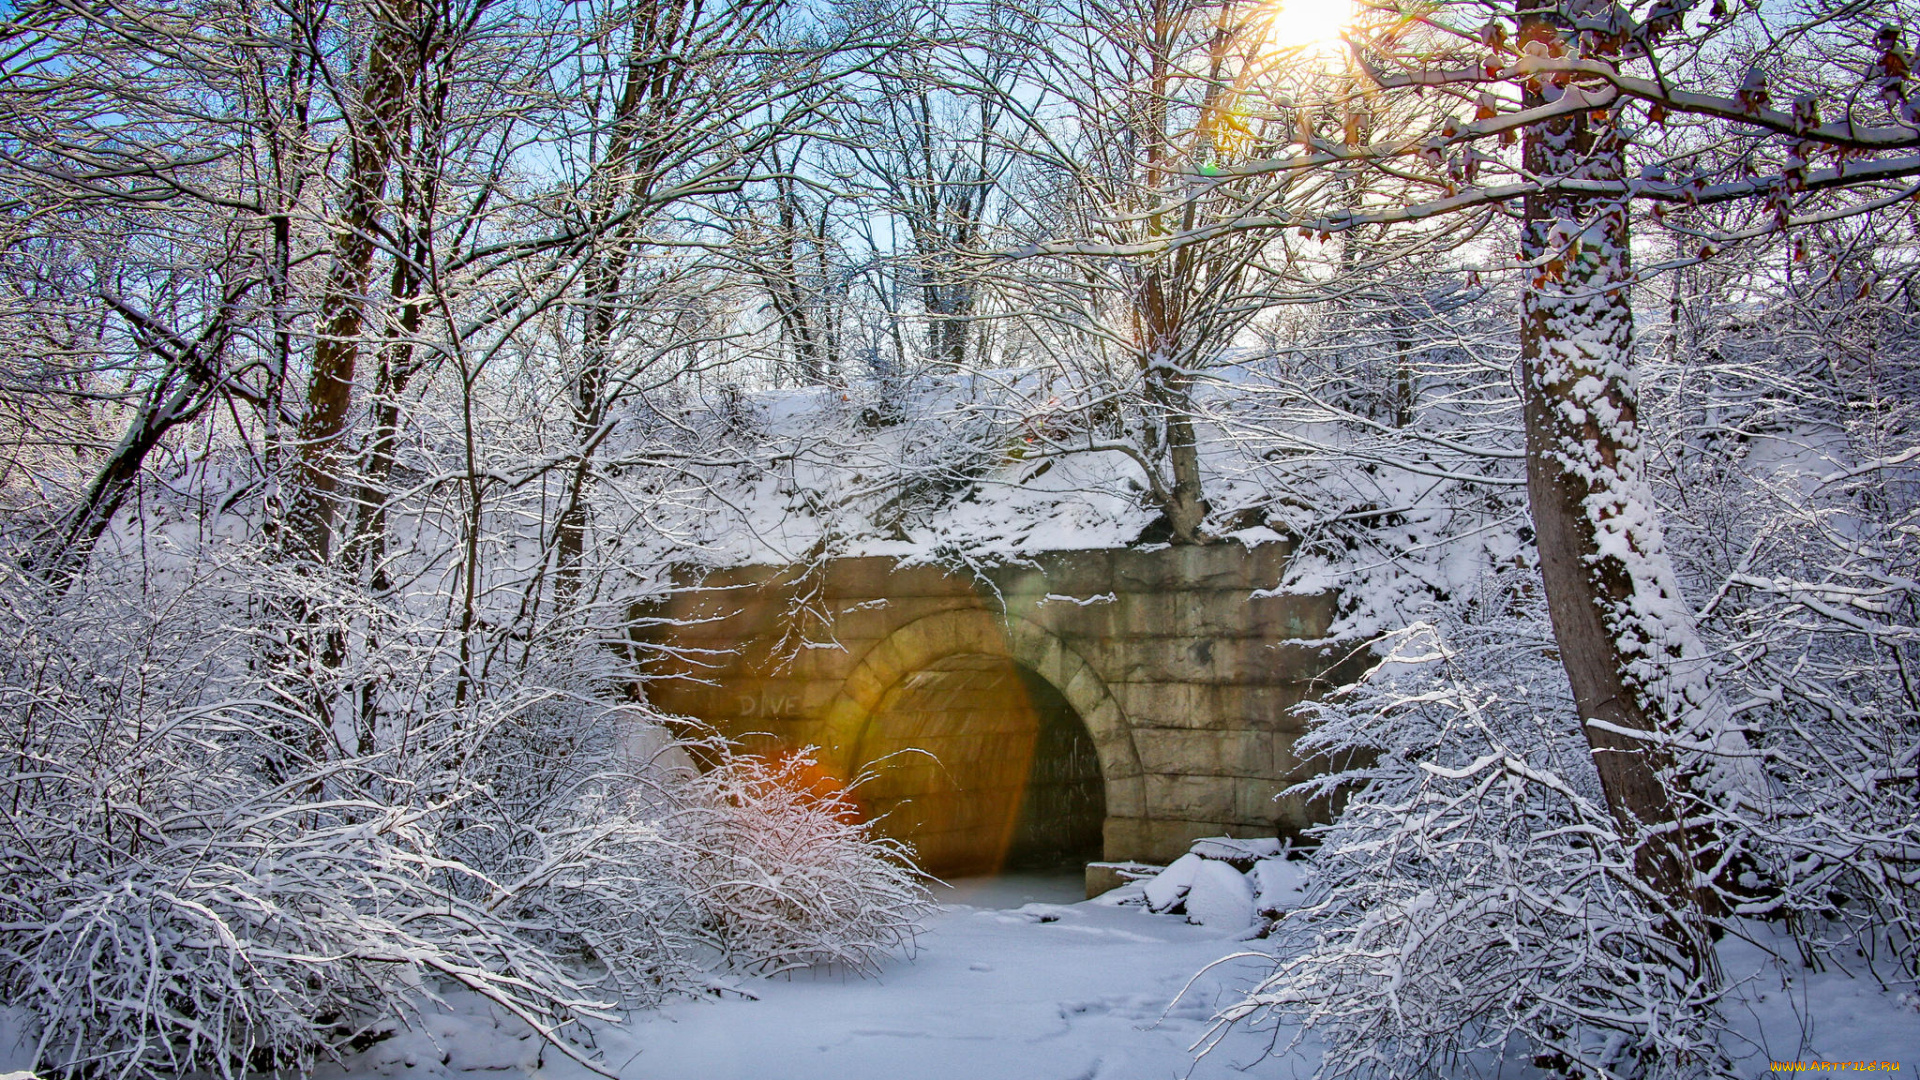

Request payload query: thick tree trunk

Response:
[551,257,614,601]
[1517,10,1753,973]
[1133,262,1210,545]
[1160,397,1208,542]
[552,1,692,604]
[284,7,417,562]
[923,275,971,368]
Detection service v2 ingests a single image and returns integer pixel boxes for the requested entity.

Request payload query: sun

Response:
[1265,0,1354,50]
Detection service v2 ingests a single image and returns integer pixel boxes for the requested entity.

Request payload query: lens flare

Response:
[1269,0,1353,51]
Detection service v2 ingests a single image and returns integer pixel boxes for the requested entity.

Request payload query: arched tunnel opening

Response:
[853,655,1106,878]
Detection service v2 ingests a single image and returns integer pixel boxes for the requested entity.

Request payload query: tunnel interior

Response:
[854,655,1106,877]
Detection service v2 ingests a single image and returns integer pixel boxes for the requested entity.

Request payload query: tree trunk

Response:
[39,340,227,580]
[1135,268,1210,544]
[342,235,427,594]
[923,274,971,368]
[284,6,417,562]
[1517,8,1751,973]
[552,1,692,604]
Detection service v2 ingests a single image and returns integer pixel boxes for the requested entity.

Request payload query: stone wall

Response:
[630,541,1353,866]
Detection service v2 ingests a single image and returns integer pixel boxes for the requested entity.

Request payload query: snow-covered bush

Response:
[1608,241,1920,979]
[667,750,931,976]
[0,563,609,1078]
[0,555,931,1078]
[449,702,930,1000]
[1118,837,1303,931]
[1222,578,1736,1079]
[1211,237,1920,1078]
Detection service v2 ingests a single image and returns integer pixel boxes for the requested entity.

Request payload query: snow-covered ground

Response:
[598,872,1313,1080]
[297,870,1917,1080]
[1,867,1910,1078]
[312,871,1320,1080]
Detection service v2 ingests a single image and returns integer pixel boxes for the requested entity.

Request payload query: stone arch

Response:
[816,608,1142,863]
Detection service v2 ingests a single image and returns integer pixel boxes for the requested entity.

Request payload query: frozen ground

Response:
[5,870,1899,1079]
[594,871,1314,1080]
[313,871,1321,1080]
[291,871,1919,1080]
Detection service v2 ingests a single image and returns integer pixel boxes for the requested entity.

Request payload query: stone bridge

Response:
[630,542,1356,876]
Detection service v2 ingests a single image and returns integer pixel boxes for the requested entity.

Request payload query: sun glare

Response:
[1267,0,1354,50]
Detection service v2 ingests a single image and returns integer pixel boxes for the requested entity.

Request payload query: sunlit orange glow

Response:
[847,655,1106,878]
[756,747,866,825]
[854,656,1043,876]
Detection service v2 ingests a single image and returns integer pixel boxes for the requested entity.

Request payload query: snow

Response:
[286,872,1920,1080]
[317,872,1316,1080]
[1181,860,1258,931]
[1143,852,1206,913]
[1251,858,1309,915]
[2,849,1896,1080]
[1716,927,1920,1073]
[0,1009,33,1074]
[1188,836,1282,862]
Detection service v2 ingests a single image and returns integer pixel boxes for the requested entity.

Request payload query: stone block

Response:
[824,603,901,641]
[1115,591,1196,637]
[687,564,783,591]
[818,556,900,599]
[1131,729,1282,780]
[1059,632,1340,690]
[1247,591,1337,640]
[1102,772,1146,817]
[1271,790,1322,834]
[1170,543,1259,587]
[1086,861,1159,899]
[1022,633,1068,689]
[1143,683,1315,732]
[1145,590,1335,640]
[1105,815,1266,864]
[1260,639,1354,684]
[1240,684,1316,730]
[1105,542,1287,592]
[1108,548,1174,591]
[745,637,863,683]
[1233,776,1293,823]
[1221,730,1282,778]
[837,662,891,713]
[989,568,1057,614]
[712,676,838,724]
[1133,817,1244,864]
[1133,728,1223,776]
[1021,593,1124,640]
[1060,658,1105,711]
[1031,549,1117,596]
[1145,772,1237,821]
[1269,733,1305,779]
[1238,536,1296,582]
[1111,682,1201,729]
[1087,636,1245,684]
[1103,815,1151,862]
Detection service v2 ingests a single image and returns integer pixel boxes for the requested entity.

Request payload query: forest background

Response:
[0,0,1916,1076]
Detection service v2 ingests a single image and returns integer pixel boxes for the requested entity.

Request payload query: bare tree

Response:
[730,132,847,385]
[988,0,1444,542]
[1157,0,1920,979]
[545,0,848,601]
[841,2,1031,371]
